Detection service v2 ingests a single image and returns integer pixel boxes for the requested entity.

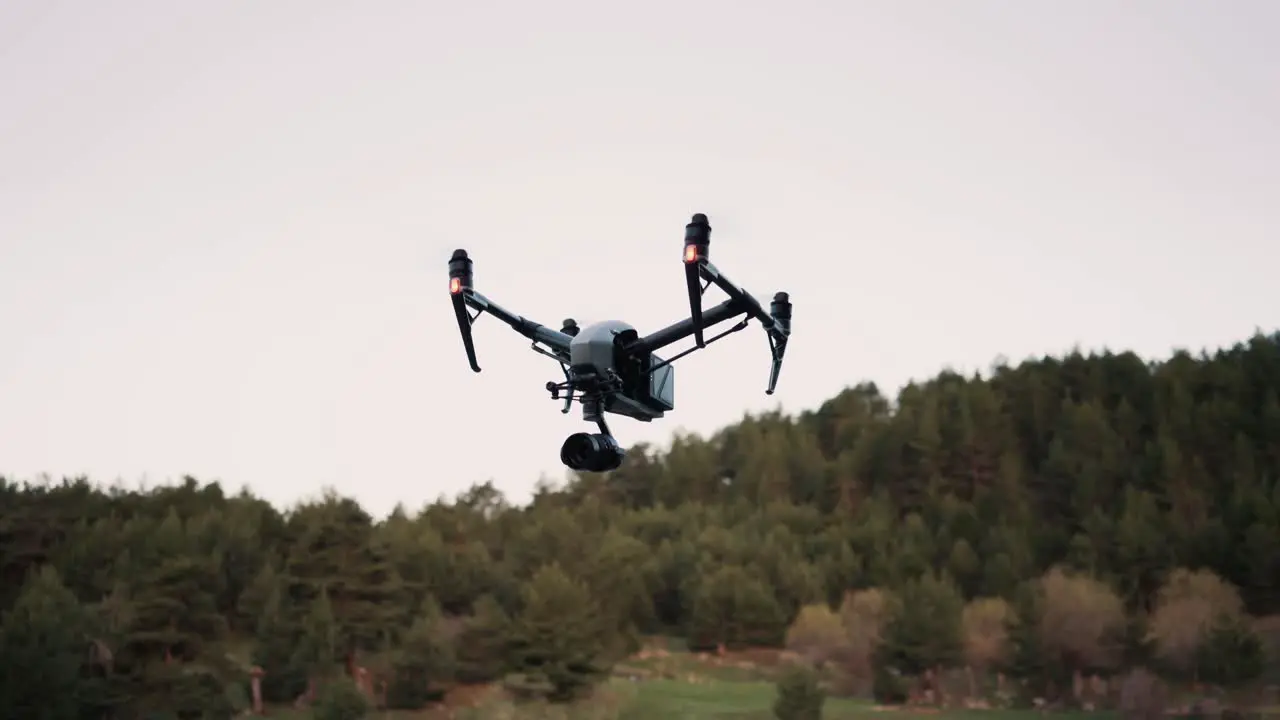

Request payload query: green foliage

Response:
[0,565,93,720]
[296,585,341,675]
[871,664,908,704]
[252,594,309,702]
[127,510,227,663]
[386,599,456,709]
[138,664,234,719]
[222,680,251,714]
[1002,580,1049,693]
[772,662,825,720]
[312,677,370,720]
[1196,613,1265,685]
[508,562,612,702]
[3,332,1280,715]
[584,528,659,648]
[455,594,512,684]
[687,564,787,651]
[875,570,964,675]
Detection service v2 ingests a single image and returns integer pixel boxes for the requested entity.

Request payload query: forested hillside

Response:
[3,332,1280,718]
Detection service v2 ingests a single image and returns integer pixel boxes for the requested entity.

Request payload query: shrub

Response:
[1148,568,1246,678]
[773,663,825,720]
[222,680,251,714]
[962,597,1012,673]
[1197,613,1265,686]
[871,663,908,704]
[1118,667,1167,720]
[313,677,370,720]
[1038,566,1127,674]
[785,603,849,664]
[839,588,893,667]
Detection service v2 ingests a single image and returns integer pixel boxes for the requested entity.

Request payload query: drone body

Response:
[448,213,792,472]
[563,319,677,422]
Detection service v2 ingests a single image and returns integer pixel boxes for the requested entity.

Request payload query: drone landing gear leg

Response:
[534,342,574,414]
[551,365,574,414]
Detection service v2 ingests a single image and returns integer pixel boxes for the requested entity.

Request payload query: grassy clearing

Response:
[258,640,1124,719]
[606,678,1116,719]
[268,676,1120,719]
[615,677,866,717]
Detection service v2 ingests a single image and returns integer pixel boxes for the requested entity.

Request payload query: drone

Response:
[448,213,792,473]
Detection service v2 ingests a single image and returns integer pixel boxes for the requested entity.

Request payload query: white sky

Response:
[2,0,1277,516]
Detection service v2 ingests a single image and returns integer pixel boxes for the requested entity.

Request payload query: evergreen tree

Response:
[313,676,370,720]
[1196,613,1265,686]
[386,597,455,709]
[2,330,1280,716]
[251,571,308,703]
[454,594,512,684]
[295,585,341,680]
[0,566,92,720]
[687,564,787,651]
[876,570,964,676]
[508,563,610,702]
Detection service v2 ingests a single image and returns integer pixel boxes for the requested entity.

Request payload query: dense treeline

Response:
[2,332,1280,717]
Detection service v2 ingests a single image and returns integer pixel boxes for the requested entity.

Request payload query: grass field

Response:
[268,675,1122,719]
[250,638,1126,719]
[255,640,1129,719]
[603,677,1093,719]
[235,632,1277,719]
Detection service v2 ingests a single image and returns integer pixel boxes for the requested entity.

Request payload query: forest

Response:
[2,331,1280,719]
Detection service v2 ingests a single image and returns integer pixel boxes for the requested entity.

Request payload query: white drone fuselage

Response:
[567,319,674,422]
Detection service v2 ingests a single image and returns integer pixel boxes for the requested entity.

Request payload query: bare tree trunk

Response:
[356,666,372,697]
[250,668,264,715]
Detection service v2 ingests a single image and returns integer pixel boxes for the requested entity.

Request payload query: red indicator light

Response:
[449,277,462,294]
[684,245,698,263]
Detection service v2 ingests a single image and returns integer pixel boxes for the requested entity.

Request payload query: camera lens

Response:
[559,433,624,472]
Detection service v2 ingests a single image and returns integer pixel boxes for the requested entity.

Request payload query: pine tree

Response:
[582,529,658,655]
[251,567,309,703]
[876,570,964,677]
[1195,613,1265,685]
[1002,580,1053,700]
[454,594,512,684]
[295,585,341,680]
[386,598,455,709]
[508,562,610,702]
[5,329,1280,717]
[313,676,370,720]
[128,552,225,662]
[0,566,92,720]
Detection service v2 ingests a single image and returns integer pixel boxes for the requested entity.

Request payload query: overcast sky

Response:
[2,0,1277,516]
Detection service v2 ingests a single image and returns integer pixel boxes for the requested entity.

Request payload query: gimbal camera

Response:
[448,213,792,472]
